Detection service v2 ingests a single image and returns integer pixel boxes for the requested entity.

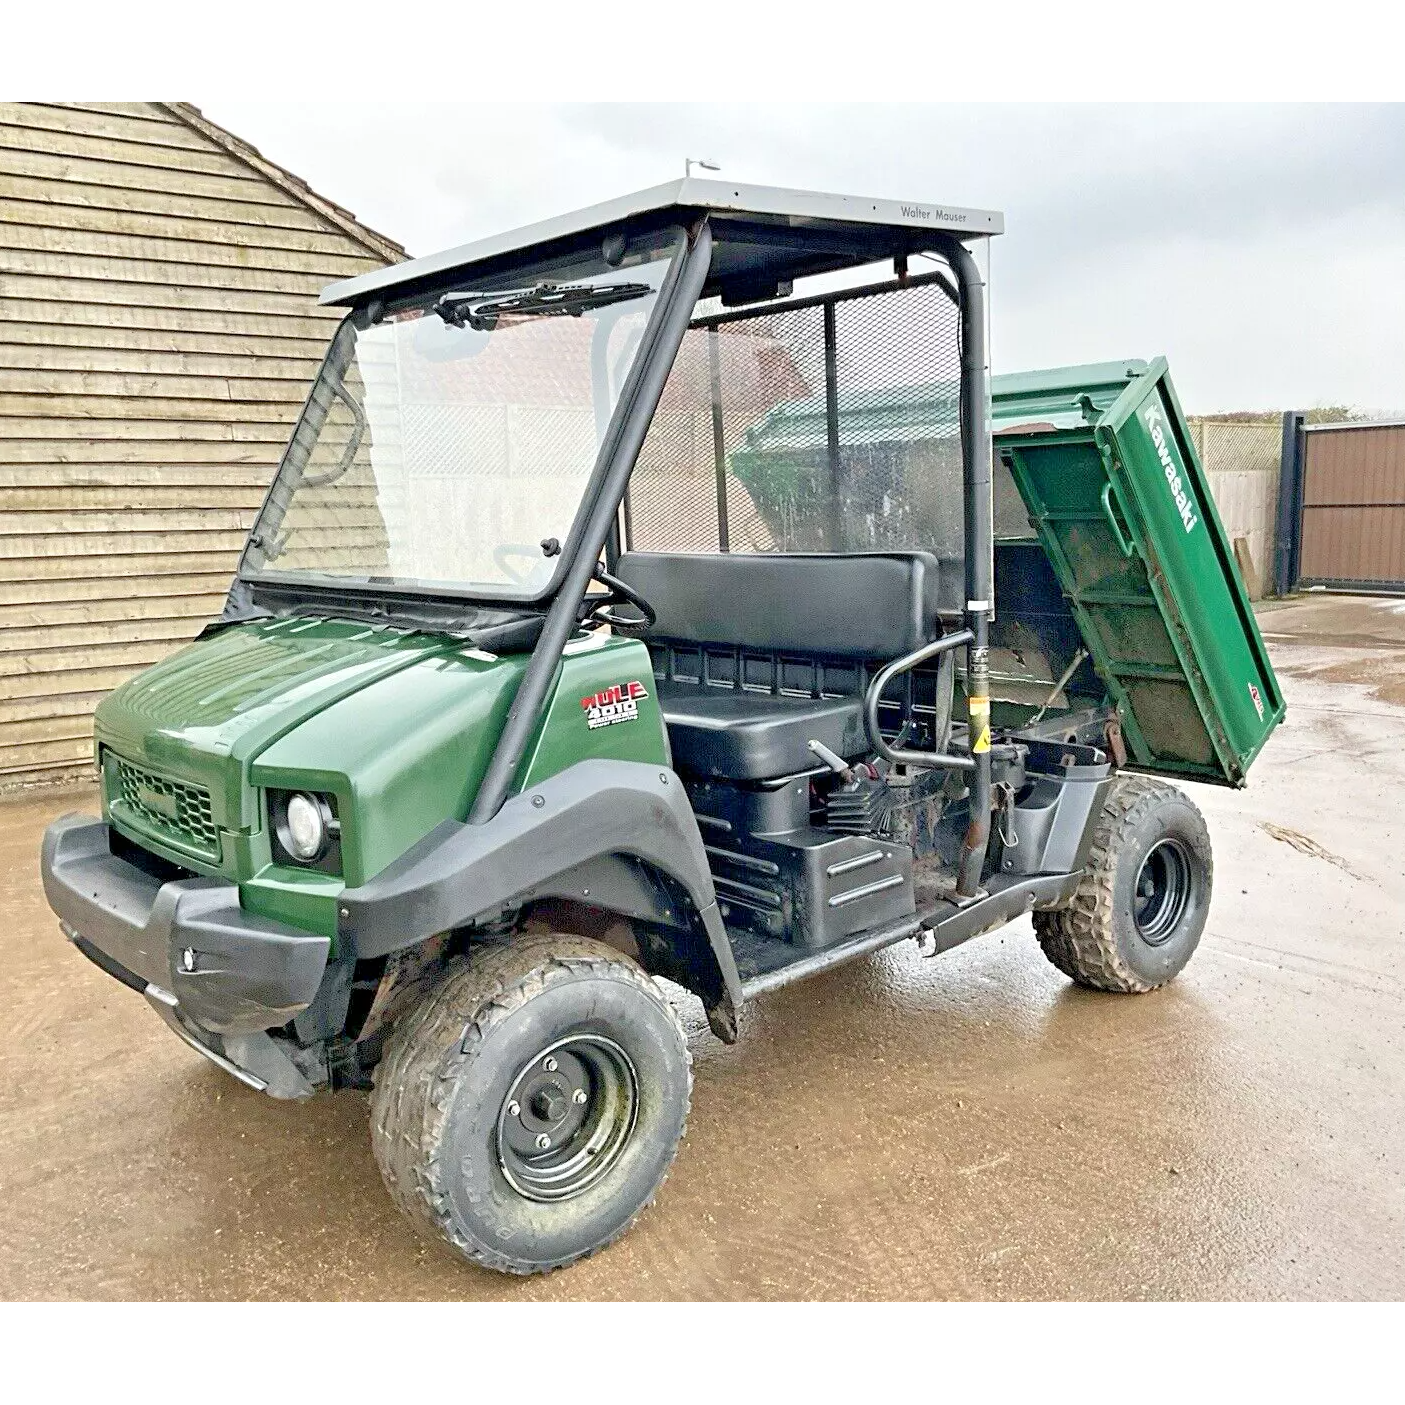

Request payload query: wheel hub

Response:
[1133,837,1193,945]
[496,1034,638,1202]
[532,1087,568,1122]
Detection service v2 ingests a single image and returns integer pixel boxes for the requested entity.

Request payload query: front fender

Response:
[336,760,739,1005]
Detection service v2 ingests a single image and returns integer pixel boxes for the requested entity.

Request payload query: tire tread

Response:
[1033,775,1211,993]
[369,933,692,1275]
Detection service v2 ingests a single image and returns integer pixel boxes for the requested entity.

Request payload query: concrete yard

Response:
[1,593,1402,1301]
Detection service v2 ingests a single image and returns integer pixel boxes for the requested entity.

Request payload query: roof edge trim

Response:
[161,103,407,266]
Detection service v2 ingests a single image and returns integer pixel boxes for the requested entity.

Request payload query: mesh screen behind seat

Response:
[626,272,968,563]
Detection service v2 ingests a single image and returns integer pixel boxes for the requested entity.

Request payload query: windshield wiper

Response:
[434,280,652,331]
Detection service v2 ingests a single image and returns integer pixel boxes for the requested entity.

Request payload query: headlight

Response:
[269,789,340,869]
[285,792,326,860]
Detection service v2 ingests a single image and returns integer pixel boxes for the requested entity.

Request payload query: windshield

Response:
[243,230,683,599]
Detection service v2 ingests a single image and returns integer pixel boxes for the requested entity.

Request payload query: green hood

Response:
[95,618,453,839]
[94,618,666,895]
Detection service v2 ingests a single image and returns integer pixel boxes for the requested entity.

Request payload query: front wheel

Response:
[1034,775,1213,993]
[370,934,692,1275]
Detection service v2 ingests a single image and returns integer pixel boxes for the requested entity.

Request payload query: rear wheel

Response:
[370,933,691,1274]
[1034,775,1213,993]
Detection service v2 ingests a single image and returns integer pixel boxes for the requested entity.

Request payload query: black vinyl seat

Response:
[654,680,865,782]
[616,550,950,782]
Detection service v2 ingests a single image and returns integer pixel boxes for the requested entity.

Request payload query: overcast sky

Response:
[205,103,1405,415]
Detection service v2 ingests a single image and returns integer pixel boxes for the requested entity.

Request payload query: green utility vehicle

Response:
[41,182,1283,1274]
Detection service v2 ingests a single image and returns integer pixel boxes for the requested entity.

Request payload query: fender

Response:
[336,759,741,1013]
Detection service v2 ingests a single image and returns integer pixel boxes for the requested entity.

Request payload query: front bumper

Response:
[41,814,332,1097]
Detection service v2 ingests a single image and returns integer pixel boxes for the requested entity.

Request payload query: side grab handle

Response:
[862,629,975,772]
[1100,482,1137,559]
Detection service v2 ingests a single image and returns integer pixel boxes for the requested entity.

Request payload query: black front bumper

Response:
[41,814,332,1095]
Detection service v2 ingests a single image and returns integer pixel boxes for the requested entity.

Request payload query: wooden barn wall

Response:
[0,101,395,786]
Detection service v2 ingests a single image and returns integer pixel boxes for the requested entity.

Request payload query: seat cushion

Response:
[656,680,866,781]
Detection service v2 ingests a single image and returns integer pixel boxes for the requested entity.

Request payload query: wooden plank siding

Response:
[0,101,404,787]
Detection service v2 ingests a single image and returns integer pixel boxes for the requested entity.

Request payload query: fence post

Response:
[1272,411,1306,597]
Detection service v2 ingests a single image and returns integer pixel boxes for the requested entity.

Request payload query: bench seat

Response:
[616,550,949,782]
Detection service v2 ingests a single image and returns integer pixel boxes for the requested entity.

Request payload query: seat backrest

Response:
[615,551,949,661]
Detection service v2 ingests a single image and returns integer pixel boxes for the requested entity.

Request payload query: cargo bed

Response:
[992,358,1284,786]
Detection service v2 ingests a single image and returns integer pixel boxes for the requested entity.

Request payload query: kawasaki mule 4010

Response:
[41,182,1283,1273]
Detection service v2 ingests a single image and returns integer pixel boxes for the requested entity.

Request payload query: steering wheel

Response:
[581,563,657,632]
[493,542,553,587]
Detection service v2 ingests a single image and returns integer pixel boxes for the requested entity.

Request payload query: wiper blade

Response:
[434,280,652,331]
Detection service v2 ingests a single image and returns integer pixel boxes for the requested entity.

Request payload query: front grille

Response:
[111,757,219,859]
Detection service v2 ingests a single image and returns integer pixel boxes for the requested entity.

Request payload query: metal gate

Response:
[1297,421,1405,592]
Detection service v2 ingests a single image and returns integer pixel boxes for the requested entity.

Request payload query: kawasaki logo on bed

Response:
[1143,404,1199,534]
[581,680,649,729]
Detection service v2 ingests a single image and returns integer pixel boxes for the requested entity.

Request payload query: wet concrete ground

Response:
[1,593,1402,1300]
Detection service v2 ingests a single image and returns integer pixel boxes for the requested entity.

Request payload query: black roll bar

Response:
[934,235,994,898]
[469,222,715,825]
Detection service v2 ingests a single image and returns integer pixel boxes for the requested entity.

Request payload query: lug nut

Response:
[506,1100,520,1118]
[535,1133,551,1150]
[181,947,195,972]
[543,1056,558,1072]
[572,1089,587,1106]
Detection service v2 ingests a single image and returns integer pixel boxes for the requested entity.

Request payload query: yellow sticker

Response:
[969,696,991,754]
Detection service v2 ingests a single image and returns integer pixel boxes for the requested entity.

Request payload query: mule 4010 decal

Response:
[581,680,649,729]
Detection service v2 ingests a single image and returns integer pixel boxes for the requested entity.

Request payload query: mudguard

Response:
[336,759,741,1007]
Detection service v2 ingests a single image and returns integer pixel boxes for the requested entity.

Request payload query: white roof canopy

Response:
[320,177,1004,307]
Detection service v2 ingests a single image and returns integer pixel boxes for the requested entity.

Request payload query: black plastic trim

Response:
[69,932,149,994]
[923,871,1081,953]
[337,759,741,1009]
[41,814,330,1036]
[736,869,1079,1000]
[739,913,922,998]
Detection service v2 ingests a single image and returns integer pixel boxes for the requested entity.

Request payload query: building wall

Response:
[1190,418,1283,599]
[0,101,401,788]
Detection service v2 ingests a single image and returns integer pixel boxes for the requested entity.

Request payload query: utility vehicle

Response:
[41,181,1283,1274]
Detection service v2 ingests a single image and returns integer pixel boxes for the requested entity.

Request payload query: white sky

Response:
[204,102,1405,416]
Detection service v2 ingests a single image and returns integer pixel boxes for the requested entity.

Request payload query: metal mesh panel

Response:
[1189,418,1283,478]
[628,273,970,559]
[829,281,961,557]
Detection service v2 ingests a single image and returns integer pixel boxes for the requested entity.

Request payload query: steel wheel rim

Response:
[496,1034,639,1203]
[1134,838,1193,945]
